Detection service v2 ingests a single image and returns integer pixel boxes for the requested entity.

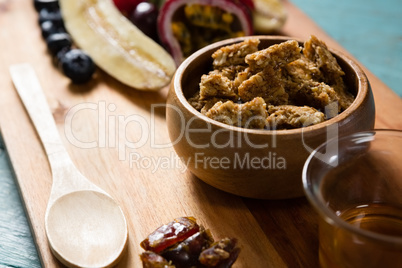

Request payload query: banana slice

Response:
[59,0,176,90]
[252,0,287,33]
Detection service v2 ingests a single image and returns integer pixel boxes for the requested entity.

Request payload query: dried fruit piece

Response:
[140,217,240,267]
[60,0,176,90]
[158,0,253,65]
[199,238,240,268]
[140,217,200,253]
[161,227,214,268]
[141,251,175,268]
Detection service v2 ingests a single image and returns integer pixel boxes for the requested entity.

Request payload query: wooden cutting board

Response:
[0,0,401,267]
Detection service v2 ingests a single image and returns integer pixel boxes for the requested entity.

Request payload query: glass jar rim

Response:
[302,129,402,245]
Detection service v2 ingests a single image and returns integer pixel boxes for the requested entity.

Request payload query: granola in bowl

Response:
[188,35,355,130]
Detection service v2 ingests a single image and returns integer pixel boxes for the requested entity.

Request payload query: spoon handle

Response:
[9,64,73,172]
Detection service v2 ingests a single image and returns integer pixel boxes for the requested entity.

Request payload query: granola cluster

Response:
[188,35,354,129]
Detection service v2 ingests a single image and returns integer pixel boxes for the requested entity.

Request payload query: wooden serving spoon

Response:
[10,63,128,268]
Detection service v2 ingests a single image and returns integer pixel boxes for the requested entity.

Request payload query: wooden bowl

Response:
[166,36,375,199]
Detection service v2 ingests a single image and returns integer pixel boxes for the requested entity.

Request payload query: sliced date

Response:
[141,217,200,253]
[140,217,240,268]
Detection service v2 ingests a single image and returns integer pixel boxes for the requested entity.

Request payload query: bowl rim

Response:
[173,35,370,136]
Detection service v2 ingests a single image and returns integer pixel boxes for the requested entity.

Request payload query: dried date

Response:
[140,217,240,268]
[199,238,240,268]
[141,217,200,253]
[161,227,214,268]
[141,251,174,268]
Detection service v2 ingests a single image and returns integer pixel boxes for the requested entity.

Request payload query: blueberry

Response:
[41,20,66,39]
[34,0,59,12]
[54,47,70,66]
[59,49,96,84]
[46,32,72,55]
[38,8,63,26]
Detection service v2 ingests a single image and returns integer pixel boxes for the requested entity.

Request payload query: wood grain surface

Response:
[0,0,401,267]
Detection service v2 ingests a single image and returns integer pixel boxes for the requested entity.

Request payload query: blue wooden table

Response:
[292,0,401,97]
[0,0,401,267]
